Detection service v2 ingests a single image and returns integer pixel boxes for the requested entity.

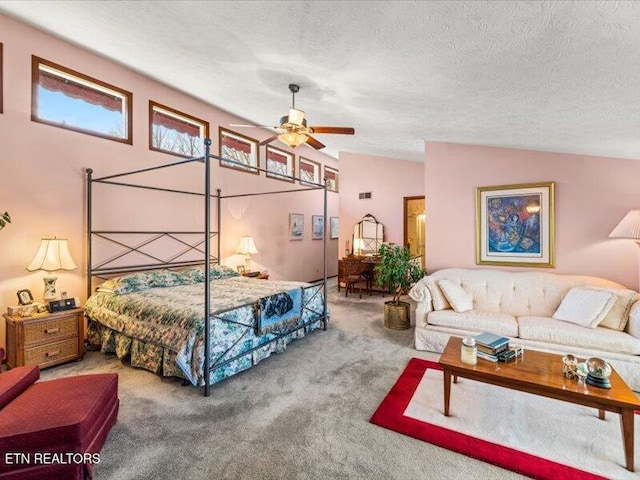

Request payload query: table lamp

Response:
[26,237,78,301]
[609,210,640,289]
[236,235,258,271]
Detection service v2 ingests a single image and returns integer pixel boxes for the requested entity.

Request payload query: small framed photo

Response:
[219,127,260,174]
[312,215,324,240]
[289,213,304,241]
[299,157,321,187]
[237,265,246,274]
[324,166,339,193]
[330,217,339,239]
[266,145,295,183]
[17,289,34,305]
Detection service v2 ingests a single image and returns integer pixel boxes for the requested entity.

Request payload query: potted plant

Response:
[0,211,10,232]
[374,244,425,329]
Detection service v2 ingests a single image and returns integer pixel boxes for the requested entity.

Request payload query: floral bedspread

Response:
[85,276,326,385]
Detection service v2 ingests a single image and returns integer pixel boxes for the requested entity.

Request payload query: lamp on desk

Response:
[609,210,640,288]
[236,235,258,272]
[27,237,78,301]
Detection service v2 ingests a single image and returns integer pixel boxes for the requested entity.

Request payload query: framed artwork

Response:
[312,215,324,240]
[299,157,321,186]
[476,181,555,267]
[289,213,304,241]
[219,127,259,174]
[330,217,339,239]
[324,166,339,192]
[266,145,295,182]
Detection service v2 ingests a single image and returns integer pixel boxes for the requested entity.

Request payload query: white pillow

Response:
[552,288,616,328]
[438,279,473,313]
[425,278,451,310]
[586,288,637,331]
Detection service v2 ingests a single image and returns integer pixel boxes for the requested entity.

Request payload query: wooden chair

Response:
[338,258,371,298]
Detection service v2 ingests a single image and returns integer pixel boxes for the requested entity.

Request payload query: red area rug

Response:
[370,358,623,480]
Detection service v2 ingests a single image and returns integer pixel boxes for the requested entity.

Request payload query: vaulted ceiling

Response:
[2,1,640,161]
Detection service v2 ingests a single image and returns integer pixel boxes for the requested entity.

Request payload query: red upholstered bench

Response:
[0,365,119,480]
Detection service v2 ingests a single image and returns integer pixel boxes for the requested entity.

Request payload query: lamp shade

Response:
[609,210,640,239]
[27,238,78,272]
[236,235,258,255]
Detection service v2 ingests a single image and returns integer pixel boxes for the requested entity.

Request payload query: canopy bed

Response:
[85,139,329,396]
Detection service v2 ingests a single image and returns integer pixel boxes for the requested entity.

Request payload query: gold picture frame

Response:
[476,181,555,267]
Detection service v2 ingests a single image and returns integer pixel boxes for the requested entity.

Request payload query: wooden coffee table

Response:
[439,337,640,472]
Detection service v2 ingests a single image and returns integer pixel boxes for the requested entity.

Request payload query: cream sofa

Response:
[409,268,640,391]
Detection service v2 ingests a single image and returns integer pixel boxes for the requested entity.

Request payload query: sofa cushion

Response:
[587,288,637,331]
[427,309,518,337]
[0,366,40,410]
[0,373,118,460]
[518,316,640,355]
[438,279,472,313]
[552,288,616,328]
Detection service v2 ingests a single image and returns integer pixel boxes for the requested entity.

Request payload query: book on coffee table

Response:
[475,332,510,352]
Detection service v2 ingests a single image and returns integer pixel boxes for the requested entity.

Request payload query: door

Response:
[403,196,426,270]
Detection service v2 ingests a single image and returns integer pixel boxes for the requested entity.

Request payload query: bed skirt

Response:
[86,318,323,385]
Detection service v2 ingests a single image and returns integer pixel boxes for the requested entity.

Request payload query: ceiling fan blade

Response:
[309,126,355,135]
[260,134,280,146]
[229,124,279,129]
[305,135,326,150]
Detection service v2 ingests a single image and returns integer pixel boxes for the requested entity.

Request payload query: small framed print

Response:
[312,215,324,240]
[17,289,34,305]
[237,265,246,274]
[330,217,339,239]
[299,157,321,187]
[219,127,260,174]
[324,166,339,192]
[289,213,304,241]
[266,145,295,183]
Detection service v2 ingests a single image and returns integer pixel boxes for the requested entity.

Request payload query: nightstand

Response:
[3,307,85,369]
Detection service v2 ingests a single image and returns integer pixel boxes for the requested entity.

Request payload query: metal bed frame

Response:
[86,138,329,396]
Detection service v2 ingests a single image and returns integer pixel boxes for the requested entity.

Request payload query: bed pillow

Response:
[552,288,616,328]
[438,279,473,313]
[585,287,637,331]
[98,269,192,294]
[179,264,239,283]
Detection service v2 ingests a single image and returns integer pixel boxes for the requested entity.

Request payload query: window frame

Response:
[148,101,210,158]
[31,56,133,144]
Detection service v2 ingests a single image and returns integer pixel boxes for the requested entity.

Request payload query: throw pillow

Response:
[425,277,451,311]
[552,288,616,328]
[586,287,637,331]
[438,279,473,313]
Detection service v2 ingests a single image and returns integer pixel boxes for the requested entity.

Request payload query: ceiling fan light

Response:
[288,108,305,126]
[278,132,308,148]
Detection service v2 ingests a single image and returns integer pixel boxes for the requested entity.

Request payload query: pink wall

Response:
[338,151,424,256]
[425,142,640,290]
[0,14,338,348]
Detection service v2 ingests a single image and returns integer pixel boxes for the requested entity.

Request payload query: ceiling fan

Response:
[230,84,355,150]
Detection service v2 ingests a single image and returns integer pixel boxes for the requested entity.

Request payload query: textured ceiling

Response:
[2,1,640,161]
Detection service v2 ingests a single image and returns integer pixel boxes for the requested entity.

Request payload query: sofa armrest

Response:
[409,277,433,305]
[627,301,640,339]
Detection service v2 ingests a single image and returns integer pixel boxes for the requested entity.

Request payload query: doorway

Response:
[403,196,426,270]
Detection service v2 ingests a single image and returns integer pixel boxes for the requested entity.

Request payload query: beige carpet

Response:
[42,280,529,480]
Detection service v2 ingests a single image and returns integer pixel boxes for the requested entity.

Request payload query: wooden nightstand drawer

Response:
[23,314,78,346]
[24,338,79,368]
